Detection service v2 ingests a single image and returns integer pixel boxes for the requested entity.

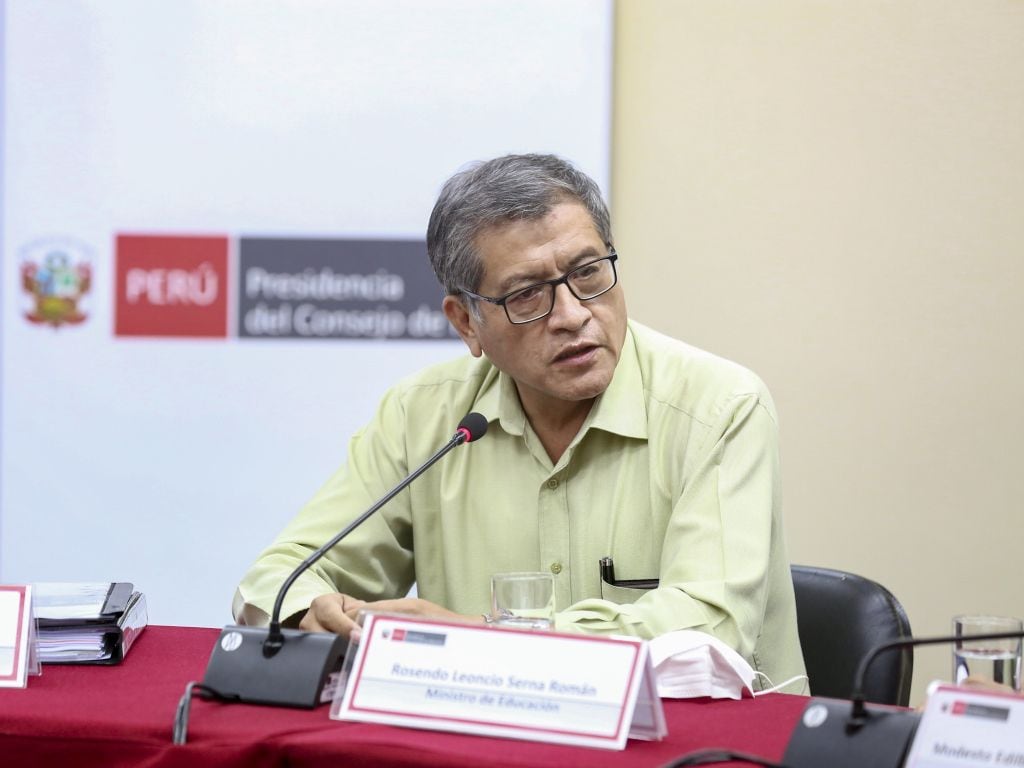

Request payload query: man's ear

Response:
[443,295,483,357]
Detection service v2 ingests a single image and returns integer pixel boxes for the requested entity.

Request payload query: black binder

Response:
[36,582,148,665]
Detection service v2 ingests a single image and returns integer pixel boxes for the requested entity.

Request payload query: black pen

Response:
[598,556,659,589]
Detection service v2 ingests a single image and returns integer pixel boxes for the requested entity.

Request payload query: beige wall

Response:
[612,0,1023,705]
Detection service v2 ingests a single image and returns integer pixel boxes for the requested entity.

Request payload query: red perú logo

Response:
[115,235,229,337]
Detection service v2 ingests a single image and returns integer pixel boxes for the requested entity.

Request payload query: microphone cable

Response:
[172,680,235,745]
[661,748,789,767]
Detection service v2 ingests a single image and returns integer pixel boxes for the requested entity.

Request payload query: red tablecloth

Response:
[0,626,807,768]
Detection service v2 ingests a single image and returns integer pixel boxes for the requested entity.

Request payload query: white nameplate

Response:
[905,682,1024,767]
[331,614,666,750]
[0,585,34,688]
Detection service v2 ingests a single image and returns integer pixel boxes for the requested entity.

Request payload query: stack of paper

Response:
[33,582,148,664]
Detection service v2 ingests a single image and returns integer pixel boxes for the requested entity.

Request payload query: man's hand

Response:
[299,594,368,639]
[299,594,483,641]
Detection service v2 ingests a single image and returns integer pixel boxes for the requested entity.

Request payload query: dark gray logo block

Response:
[238,238,455,340]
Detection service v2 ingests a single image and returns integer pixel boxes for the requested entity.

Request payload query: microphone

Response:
[202,412,489,708]
[783,629,1024,768]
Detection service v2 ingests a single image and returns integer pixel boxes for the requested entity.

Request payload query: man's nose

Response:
[547,282,590,330]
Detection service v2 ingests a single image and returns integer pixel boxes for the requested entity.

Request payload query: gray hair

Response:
[426,154,612,298]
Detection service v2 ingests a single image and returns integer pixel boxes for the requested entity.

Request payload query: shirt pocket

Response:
[599,581,655,605]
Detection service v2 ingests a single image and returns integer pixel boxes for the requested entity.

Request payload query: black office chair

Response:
[790,565,913,706]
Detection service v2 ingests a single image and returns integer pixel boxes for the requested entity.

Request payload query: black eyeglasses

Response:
[459,251,619,325]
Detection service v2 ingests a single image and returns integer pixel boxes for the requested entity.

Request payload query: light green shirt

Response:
[234,320,806,688]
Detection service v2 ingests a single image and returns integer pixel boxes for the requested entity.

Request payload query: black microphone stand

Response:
[263,426,475,656]
[201,414,487,708]
[848,630,1024,727]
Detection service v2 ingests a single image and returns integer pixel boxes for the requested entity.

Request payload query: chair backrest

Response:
[790,565,913,706]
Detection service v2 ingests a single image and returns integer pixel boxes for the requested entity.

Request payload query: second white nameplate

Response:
[904,682,1024,767]
[331,613,666,750]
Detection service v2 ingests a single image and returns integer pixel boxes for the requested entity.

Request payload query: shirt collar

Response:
[470,365,522,436]
[582,321,648,440]
[470,321,648,441]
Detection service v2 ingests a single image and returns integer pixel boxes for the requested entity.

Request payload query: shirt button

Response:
[550,562,563,574]
[547,478,559,489]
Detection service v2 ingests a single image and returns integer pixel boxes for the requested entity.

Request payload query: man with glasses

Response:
[234,154,806,690]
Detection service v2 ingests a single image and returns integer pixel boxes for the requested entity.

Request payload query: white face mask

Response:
[648,630,806,699]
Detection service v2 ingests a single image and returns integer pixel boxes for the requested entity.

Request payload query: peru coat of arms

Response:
[20,239,93,328]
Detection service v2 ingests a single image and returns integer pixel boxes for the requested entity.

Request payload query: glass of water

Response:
[952,615,1023,692]
[490,572,555,630]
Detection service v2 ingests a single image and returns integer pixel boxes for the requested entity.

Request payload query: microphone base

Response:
[783,697,921,768]
[203,625,347,708]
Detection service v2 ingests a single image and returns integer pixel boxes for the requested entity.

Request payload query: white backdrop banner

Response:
[1,0,612,627]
